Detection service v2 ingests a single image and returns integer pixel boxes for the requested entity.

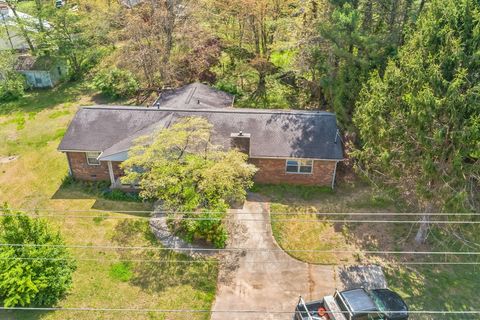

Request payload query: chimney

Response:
[230,131,251,155]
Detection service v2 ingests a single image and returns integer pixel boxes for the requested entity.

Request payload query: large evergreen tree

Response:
[353,0,480,241]
[299,0,424,127]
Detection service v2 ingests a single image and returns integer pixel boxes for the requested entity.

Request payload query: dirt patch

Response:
[0,155,19,164]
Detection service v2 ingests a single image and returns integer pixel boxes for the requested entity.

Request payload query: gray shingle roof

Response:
[59,106,344,161]
[154,82,234,109]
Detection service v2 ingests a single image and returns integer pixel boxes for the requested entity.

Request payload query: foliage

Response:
[121,117,257,247]
[92,68,139,99]
[0,205,76,307]
[0,52,24,101]
[298,0,425,127]
[353,0,480,213]
[115,1,221,89]
[206,0,298,106]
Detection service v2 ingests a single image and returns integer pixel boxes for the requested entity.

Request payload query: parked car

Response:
[294,288,408,320]
[55,0,65,8]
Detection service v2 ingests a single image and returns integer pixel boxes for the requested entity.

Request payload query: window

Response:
[285,159,313,174]
[86,152,101,165]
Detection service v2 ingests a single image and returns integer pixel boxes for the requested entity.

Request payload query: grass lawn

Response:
[254,183,480,320]
[0,83,218,320]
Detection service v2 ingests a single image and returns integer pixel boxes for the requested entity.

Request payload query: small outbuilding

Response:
[15,55,67,88]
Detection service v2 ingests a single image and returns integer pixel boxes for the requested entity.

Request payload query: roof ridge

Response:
[80,105,336,116]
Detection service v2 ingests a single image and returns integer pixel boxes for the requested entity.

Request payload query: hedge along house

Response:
[58,83,344,188]
[15,55,67,88]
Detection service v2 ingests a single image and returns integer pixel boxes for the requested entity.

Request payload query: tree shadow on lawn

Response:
[131,254,218,295]
[112,219,218,295]
[0,310,52,320]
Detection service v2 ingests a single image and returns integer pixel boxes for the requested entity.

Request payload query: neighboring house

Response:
[16,55,67,88]
[58,83,344,188]
[0,3,49,51]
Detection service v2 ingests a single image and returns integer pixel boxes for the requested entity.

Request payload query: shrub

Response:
[0,205,76,307]
[93,68,139,98]
[0,72,25,102]
[215,80,242,96]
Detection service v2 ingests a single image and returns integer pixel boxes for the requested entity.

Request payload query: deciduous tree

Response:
[0,206,76,307]
[121,117,257,247]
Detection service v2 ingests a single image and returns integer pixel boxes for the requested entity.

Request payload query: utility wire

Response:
[0,306,479,315]
[0,256,478,266]
[2,207,479,216]
[0,213,477,224]
[1,243,479,255]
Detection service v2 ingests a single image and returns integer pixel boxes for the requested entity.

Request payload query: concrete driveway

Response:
[211,194,340,320]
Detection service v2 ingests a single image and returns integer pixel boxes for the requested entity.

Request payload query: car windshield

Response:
[368,289,408,318]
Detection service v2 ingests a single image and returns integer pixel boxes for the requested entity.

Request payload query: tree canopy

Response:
[121,117,257,247]
[353,0,480,217]
[0,206,76,307]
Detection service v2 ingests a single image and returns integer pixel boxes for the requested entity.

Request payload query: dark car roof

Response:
[58,106,344,161]
[369,289,409,320]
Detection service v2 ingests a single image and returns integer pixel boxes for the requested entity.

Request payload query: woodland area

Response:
[1,0,479,224]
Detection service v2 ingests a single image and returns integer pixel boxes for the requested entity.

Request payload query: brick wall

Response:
[67,152,336,187]
[66,152,123,182]
[249,158,337,186]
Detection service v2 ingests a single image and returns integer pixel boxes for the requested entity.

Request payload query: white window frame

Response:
[285,159,314,174]
[86,152,101,166]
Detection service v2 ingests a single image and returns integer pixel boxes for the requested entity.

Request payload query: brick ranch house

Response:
[58,83,344,188]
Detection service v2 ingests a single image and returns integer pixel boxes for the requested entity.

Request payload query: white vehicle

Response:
[294,288,409,320]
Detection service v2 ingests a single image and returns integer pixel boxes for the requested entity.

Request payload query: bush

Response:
[0,205,76,307]
[215,80,242,96]
[0,72,25,102]
[93,68,139,98]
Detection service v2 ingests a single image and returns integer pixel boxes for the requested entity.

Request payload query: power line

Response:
[0,256,478,266]
[2,207,479,216]
[1,243,479,255]
[0,213,477,224]
[0,306,479,315]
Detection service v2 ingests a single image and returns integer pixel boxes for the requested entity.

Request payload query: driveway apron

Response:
[211,194,340,320]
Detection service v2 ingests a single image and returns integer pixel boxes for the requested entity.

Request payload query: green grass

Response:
[255,181,480,319]
[0,82,218,320]
[109,262,134,282]
[0,81,93,116]
[251,183,333,201]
